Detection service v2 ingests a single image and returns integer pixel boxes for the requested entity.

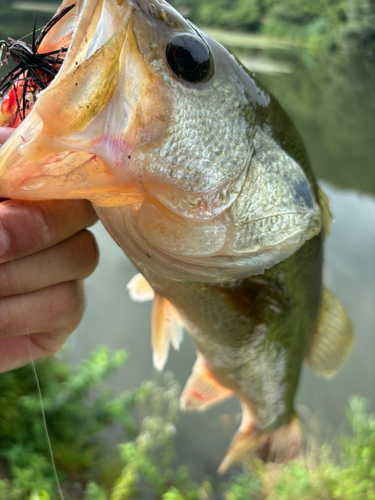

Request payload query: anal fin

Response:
[306,288,354,377]
[218,401,302,474]
[126,273,154,302]
[152,294,184,371]
[180,355,233,412]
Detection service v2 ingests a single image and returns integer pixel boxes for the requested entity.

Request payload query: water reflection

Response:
[258,55,375,196]
[10,2,58,13]
[299,183,375,424]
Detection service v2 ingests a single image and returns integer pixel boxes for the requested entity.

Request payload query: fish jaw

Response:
[0,0,322,281]
[0,0,172,206]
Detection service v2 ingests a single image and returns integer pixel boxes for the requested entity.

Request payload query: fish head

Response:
[0,0,321,281]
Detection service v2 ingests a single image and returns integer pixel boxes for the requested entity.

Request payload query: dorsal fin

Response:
[151,294,184,371]
[318,187,333,236]
[305,288,354,377]
[126,273,154,302]
[180,354,233,412]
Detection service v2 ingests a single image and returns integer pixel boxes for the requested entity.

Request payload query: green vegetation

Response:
[0,347,374,499]
[0,0,374,57]
[249,396,375,500]
[0,347,219,499]
[170,0,375,56]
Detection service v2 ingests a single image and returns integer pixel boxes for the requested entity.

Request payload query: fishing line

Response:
[8,8,45,45]
[28,341,66,500]
[0,24,43,62]
[16,26,43,43]
[0,218,65,500]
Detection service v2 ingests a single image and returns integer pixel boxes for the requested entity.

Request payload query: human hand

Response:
[0,199,99,372]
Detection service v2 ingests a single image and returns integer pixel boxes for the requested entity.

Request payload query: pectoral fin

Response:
[180,355,233,412]
[126,273,155,302]
[306,288,354,377]
[151,294,184,371]
[218,401,301,474]
[318,187,333,236]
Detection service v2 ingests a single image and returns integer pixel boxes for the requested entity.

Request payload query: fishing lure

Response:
[0,3,75,124]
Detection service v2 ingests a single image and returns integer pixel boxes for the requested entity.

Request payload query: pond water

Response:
[1,0,375,485]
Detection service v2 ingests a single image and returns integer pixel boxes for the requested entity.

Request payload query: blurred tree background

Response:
[1,0,374,56]
[170,0,375,56]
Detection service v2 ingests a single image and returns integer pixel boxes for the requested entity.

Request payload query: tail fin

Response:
[218,401,302,474]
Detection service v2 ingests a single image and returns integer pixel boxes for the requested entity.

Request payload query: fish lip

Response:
[0,0,140,203]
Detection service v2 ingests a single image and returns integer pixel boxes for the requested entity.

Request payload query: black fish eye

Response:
[166,34,213,83]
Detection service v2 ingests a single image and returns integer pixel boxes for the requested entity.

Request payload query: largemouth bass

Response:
[0,0,353,472]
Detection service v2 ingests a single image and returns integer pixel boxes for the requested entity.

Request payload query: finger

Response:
[0,199,98,264]
[0,281,85,342]
[0,282,84,373]
[0,127,14,146]
[0,229,99,297]
[0,330,74,373]
[0,281,85,373]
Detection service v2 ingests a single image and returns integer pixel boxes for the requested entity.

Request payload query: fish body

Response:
[0,0,353,471]
[111,215,323,469]
[143,232,322,423]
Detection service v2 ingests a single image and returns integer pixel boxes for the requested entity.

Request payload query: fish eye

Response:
[166,34,213,83]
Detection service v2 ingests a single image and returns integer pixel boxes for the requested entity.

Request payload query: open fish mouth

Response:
[0,0,322,280]
[0,0,146,205]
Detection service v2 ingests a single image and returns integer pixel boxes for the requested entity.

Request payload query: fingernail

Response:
[0,220,10,258]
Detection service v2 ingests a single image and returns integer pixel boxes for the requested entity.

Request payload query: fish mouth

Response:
[0,0,323,280]
[0,0,158,206]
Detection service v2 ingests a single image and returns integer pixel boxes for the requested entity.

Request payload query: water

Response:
[1,0,375,481]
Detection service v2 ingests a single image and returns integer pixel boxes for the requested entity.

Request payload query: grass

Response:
[0,347,374,499]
